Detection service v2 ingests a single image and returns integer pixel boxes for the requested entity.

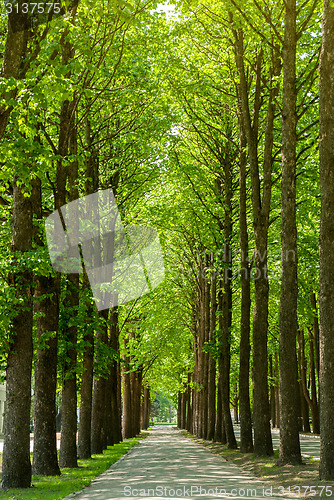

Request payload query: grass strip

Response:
[0,438,140,500]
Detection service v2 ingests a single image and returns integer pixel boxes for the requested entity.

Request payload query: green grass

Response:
[0,439,139,500]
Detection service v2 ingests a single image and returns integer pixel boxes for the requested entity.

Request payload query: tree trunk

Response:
[298,330,319,434]
[141,386,150,430]
[233,25,276,457]
[186,383,192,432]
[177,392,182,428]
[201,254,210,439]
[108,307,122,444]
[270,356,276,428]
[31,177,60,476]
[238,115,253,453]
[307,328,320,434]
[220,149,237,450]
[319,0,334,479]
[78,118,98,459]
[131,368,142,436]
[310,292,320,383]
[192,311,200,436]
[0,6,29,139]
[278,0,302,465]
[207,253,217,441]
[77,297,94,458]
[91,309,108,454]
[1,176,33,488]
[33,273,60,475]
[220,276,237,449]
[122,349,133,438]
[299,381,310,433]
[104,370,113,447]
[59,128,79,469]
[214,355,226,443]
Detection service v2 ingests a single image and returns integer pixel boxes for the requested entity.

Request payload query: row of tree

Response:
[1,0,334,490]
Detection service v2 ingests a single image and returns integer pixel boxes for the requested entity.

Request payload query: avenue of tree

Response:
[0,0,334,490]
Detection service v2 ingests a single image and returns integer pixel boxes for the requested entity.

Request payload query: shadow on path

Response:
[67,426,282,500]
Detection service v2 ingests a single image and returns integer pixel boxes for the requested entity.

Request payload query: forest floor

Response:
[63,425,332,500]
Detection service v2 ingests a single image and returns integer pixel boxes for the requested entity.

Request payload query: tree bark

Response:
[59,127,79,468]
[122,346,133,438]
[298,330,319,434]
[141,386,150,430]
[91,309,108,454]
[206,253,217,441]
[310,292,320,383]
[0,4,29,140]
[78,118,98,459]
[201,253,210,439]
[219,148,237,450]
[108,306,122,444]
[31,177,60,476]
[319,0,334,480]
[220,276,237,449]
[214,355,226,444]
[233,25,277,456]
[238,115,253,452]
[77,292,94,458]
[307,328,320,434]
[278,0,302,465]
[1,176,33,488]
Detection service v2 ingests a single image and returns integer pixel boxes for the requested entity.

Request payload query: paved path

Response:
[67,426,279,500]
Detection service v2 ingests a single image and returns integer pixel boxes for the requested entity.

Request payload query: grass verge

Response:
[181,431,333,499]
[0,436,144,500]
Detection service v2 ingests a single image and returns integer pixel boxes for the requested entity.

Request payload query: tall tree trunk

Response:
[122,348,133,439]
[220,149,237,450]
[1,176,33,488]
[104,370,113,447]
[32,177,60,476]
[59,273,79,468]
[177,393,182,428]
[310,292,320,383]
[141,386,150,430]
[192,310,200,436]
[201,254,210,439]
[279,0,302,465]
[207,254,217,441]
[78,118,98,459]
[108,306,122,444]
[220,275,237,449]
[319,0,334,479]
[274,352,280,428]
[269,356,276,428]
[299,381,310,433]
[131,368,142,436]
[196,258,206,438]
[56,29,78,468]
[77,290,94,458]
[186,381,192,432]
[307,328,320,434]
[214,355,226,444]
[91,309,108,454]
[298,330,319,434]
[59,127,79,469]
[233,27,276,456]
[238,115,253,452]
